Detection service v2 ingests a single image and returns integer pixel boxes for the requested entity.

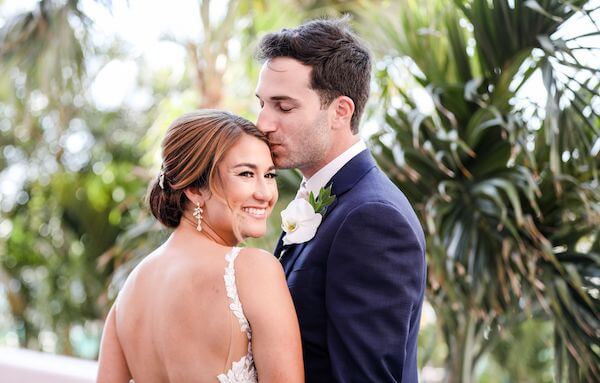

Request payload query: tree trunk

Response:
[444,313,477,383]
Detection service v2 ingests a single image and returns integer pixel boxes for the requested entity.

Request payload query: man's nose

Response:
[256,108,276,134]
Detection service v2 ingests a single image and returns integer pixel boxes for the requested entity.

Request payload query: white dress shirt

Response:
[296,140,367,199]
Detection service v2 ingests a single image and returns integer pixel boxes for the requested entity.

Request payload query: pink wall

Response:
[0,347,97,383]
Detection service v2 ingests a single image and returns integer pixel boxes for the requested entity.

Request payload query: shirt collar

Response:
[301,140,367,197]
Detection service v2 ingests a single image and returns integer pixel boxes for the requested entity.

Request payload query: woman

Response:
[97,110,304,382]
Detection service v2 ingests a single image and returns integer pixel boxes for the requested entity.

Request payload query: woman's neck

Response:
[178,212,237,247]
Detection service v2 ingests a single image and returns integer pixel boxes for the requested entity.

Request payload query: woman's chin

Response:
[241,225,267,239]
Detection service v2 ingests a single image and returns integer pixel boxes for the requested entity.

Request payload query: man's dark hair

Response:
[257,18,371,134]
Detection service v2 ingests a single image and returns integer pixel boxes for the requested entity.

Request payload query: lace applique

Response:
[217,354,257,383]
[223,248,251,337]
[217,247,257,383]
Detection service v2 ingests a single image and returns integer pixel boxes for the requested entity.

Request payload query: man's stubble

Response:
[272,112,331,174]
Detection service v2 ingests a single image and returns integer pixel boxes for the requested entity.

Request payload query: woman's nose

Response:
[254,178,275,201]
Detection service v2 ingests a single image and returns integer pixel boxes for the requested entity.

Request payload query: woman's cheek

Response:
[270,182,279,205]
[227,176,250,201]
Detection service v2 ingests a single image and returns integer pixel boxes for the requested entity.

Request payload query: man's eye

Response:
[279,105,293,112]
[266,172,278,179]
[239,171,254,178]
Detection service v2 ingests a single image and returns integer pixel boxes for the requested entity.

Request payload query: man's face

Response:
[255,57,332,174]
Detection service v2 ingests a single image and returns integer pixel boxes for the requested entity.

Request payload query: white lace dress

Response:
[217,247,258,382]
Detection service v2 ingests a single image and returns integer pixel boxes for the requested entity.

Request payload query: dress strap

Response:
[224,247,251,339]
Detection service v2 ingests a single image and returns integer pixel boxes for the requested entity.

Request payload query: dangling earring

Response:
[193,202,204,232]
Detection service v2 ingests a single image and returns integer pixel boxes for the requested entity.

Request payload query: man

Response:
[255,18,426,383]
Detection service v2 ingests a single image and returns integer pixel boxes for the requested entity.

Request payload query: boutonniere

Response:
[280,185,336,246]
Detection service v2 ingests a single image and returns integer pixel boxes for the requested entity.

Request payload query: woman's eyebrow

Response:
[233,163,276,171]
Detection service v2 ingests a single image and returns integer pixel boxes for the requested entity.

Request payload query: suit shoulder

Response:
[351,168,404,199]
[349,168,418,216]
[343,200,404,220]
[336,200,426,252]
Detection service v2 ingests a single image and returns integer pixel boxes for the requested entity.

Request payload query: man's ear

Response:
[183,187,207,207]
[331,96,355,130]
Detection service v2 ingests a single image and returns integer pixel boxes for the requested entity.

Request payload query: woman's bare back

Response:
[114,242,250,382]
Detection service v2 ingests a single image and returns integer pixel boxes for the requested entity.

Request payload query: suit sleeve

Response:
[326,202,425,382]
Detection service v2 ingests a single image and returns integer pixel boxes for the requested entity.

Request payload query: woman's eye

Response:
[239,171,254,178]
[266,172,278,179]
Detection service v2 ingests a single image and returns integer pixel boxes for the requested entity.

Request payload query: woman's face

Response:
[203,134,278,243]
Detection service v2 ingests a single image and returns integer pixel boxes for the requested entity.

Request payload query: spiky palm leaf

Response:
[362,0,599,381]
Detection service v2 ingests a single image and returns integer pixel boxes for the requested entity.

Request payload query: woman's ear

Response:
[183,187,207,207]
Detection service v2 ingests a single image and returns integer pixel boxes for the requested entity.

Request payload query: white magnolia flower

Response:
[281,198,323,245]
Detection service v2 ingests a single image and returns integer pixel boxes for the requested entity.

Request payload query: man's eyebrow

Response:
[233,163,276,171]
[255,94,298,102]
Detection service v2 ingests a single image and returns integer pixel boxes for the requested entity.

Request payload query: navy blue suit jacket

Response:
[274,150,426,383]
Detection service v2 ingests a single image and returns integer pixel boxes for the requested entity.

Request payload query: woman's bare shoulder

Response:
[234,248,289,316]
[235,247,284,277]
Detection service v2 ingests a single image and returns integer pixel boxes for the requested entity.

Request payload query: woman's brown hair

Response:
[147,109,268,228]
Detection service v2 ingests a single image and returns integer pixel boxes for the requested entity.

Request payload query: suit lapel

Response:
[327,150,377,198]
[273,231,286,258]
[281,242,309,276]
[281,199,341,277]
[277,150,377,277]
